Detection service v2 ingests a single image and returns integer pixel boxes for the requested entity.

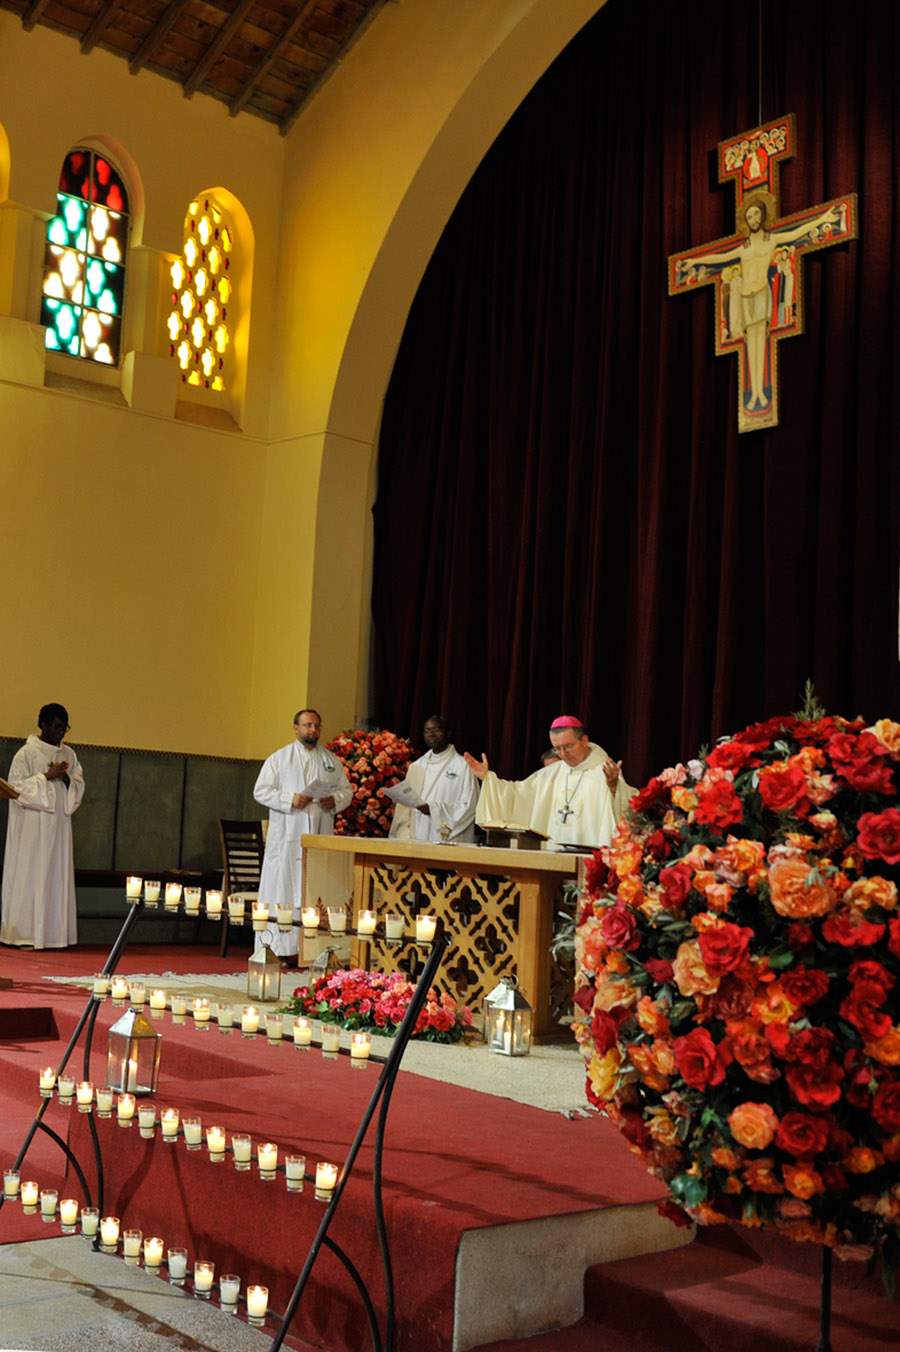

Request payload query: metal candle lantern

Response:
[485,975,533,1057]
[106,1008,161,1094]
[247,939,282,1002]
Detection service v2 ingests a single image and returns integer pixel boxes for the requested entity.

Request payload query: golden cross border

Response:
[668,115,857,433]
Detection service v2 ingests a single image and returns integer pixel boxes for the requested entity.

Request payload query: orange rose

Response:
[712,1146,742,1171]
[783,1164,825,1199]
[872,719,900,757]
[767,856,838,918]
[865,1028,900,1065]
[650,1037,676,1076]
[647,1109,680,1148]
[843,1147,884,1174]
[617,875,644,906]
[705,882,733,912]
[671,786,698,813]
[751,982,798,1024]
[587,1046,622,1101]
[844,876,898,912]
[742,1156,784,1194]
[724,1175,743,1194]
[729,1101,779,1150]
[882,1135,900,1163]
[672,939,720,997]
[636,996,671,1038]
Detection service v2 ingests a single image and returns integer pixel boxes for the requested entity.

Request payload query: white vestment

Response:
[1,735,85,949]
[253,741,352,956]
[475,742,631,850]
[388,745,479,844]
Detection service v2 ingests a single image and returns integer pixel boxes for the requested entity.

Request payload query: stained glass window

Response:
[168,198,233,392]
[41,150,129,365]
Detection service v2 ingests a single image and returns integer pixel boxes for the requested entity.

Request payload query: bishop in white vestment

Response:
[388,716,479,844]
[1,705,85,949]
[253,710,352,957]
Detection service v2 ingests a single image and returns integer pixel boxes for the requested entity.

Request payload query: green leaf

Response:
[670,1174,708,1208]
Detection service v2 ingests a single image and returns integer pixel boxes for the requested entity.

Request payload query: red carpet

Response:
[0,943,666,1352]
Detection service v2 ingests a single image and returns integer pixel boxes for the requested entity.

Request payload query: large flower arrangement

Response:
[282,968,472,1042]
[574,708,900,1285]
[327,728,414,837]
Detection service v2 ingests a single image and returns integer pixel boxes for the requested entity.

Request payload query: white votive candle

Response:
[232,1133,252,1170]
[39,1066,56,1096]
[258,1141,278,1177]
[315,1161,338,1201]
[95,1087,114,1117]
[100,1216,120,1248]
[216,1003,234,1029]
[123,1228,142,1258]
[92,973,109,998]
[206,1125,226,1160]
[58,1074,76,1103]
[110,977,129,1003]
[285,1154,306,1192]
[350,1032,371,1066]
[205,890,223,918]
[193,997,211,1024]
[246,1285,268,1323]
[327,908,348,933]
[292,1017,312,1048]
[241,1006,260,1037]
[80,1207,99,1236]
[321,1024,341,1054]
[144,880,161,902]
[149,987,167,1011]
[126,876,142,898]
[144,1236,164,1267]
[183,1117,202,1149]
[219,1274,240,1308]
[171,992,188,1016]
[20,1180,39,1211]
[251,901,270,932]
[3,1170,20,1198]
[357,909,377,935]
[416,914,437,942]
[167,1248,188,1282]
[385,913,403,941]
[194,1260,215,1296]
[227,894,245,923]
[165,882,182,908]
[129,981,146,1006]
[301,905,320,935]
[40,1189,58,1220]
[76,1080,94,1111]
[266,1014,283,1042]
[138,1104,156,1137]
[183,887,202,914]
[276,903,294,932]
[117,1093,136,1124]
[59,1197,79,1230]
[161,1108,179,1140]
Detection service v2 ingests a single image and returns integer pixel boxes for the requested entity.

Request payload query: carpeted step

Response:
[583,1225,898,1352]
[466,1313,654,1351]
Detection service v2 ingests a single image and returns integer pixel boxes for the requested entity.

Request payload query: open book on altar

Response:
[0,777,19,800]
[481,822,548,850]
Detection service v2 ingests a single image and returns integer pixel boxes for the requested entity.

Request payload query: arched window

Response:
[167,196,234,392]
[41,149,129,365]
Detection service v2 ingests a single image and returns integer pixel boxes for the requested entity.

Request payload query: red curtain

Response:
[372,0,900,785]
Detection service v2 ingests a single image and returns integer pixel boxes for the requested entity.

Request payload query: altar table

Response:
[302,835,580,1038]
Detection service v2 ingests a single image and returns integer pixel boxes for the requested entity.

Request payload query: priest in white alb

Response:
[387,715,478,844]
[253,709,352,959]
[465,715,632,850]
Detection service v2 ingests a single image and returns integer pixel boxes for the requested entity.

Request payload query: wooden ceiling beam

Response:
[81,0,125,54]
[182,0,256,97]
[228,0,318,119]
[129,0,191,75]
[21,0,50,33]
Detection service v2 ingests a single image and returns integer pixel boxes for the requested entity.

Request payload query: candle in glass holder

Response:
[327,907,348,933]
[3,1170,20,1199]
[183,1116,202,1150]
[117,1093,136,1126]
[266,1014,283,1042]
[183,887,202,914]
[385,913,403,941]
[206,1125,226,1160]
[39,1066,56,1097]
[21,1180,39,1212]
[315,1161,338,1201]
[219,1274,240,1310]
[144,880,161,903]
[321,1023,341,1055]
[246,1285,268,1324]
[194,1260,215,1297]
[227,894,245,924]
[80,1206,99,1236]
[276,903,293,933]
[100,1216,120,1250]
[257,1142,278,1178]
[144,1236,164,1268]
[301,905,320,936]
[167,1248,188,1283]
[416,914,437,942]
[126,876,142,899]
[216,1003,234,1030]
[111,976,129,1004]
[171,991,189,1017]
[92,973,109,999]
[205,890,223,918]
[57,1074,76,1104]
[285,1154,306,1192]
[129,981,146,1006]
[138,1104,156,1138]
[40,1189,58,1221]
[59,1197,79,1231]
[123,1228,143,1260]
[193,997,211,1025]
[149,987,167,1011]
[251,901,269,932]
[76,1080,94,1111]
[357,909,377,935]
[95,1087,114,1117]
[232,1133,252,1170]
[350,1032,371,1067]
[160,1108,179,1140]
[241,1006,260,1037]
[292,1017,312,1048]
[165,882,183,909]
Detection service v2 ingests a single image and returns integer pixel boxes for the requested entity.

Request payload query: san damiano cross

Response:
[668,115,857,433]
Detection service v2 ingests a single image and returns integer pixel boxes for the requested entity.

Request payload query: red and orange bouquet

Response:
[574,709,900,1283]
[284,967,472,1042]
[327,728,414,837]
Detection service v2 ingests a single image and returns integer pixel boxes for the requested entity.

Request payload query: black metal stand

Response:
[816,1245,833,1352]
[267,921,451,1352]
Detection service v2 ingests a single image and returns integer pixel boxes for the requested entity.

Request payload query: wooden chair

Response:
[218,819,264,957]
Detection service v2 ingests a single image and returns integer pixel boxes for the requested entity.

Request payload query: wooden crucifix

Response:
[668,115,857,433]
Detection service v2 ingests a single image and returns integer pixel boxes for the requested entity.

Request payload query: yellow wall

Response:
[0,2,605,760]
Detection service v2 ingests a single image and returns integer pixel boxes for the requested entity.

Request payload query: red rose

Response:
[697,923,753,976]
[706,741,754,772]
[600,902,641,951]
[779,967,830,1008]
[775,1112,830,1158]
[828,732,894,794]
[584,852,611,899]
[821,912,886,946]
[618,1107,652,1149]
[872,1081,900,1133]
[758,763,810,814]
[848,959,894,989]
[673,1027,729,1089]
[590,1008,622,1053]
[857,809,900,864]
[643,957,675,983]
[659,863,693,907]
[839,980,892,1041]
[629,778,669,814]
[786,922,815,950]
[780,1026,835,1067]
[694,779,744,828]
[889,917,900,960]
[785,1060,844,1109]
[658,1198,692,1229]
[736,716,798,749]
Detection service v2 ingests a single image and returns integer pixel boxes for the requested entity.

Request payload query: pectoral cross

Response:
[558,803,573,823]
[668,115,857,433]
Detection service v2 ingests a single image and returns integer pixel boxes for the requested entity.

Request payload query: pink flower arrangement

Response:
[283,967,472,1043]
[327,728,414,837]
[574,705,900,1285]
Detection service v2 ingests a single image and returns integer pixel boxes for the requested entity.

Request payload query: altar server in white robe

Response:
[465,715,632,851]
[1,704,85,949]
[253,709,352,958]
[388,716,479,844]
